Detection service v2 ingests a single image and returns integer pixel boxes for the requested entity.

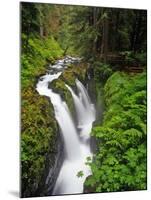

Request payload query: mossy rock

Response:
[21,86,59,196]
[49,62,89,114]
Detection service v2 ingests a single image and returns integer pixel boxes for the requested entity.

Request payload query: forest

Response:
[21,2,147,197]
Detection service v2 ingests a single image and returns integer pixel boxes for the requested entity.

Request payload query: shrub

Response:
[85,71,147,193]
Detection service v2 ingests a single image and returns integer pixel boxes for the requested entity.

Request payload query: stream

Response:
[36,56,96,195]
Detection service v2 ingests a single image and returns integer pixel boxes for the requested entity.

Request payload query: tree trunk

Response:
[115,11,120,51]
[103,14,108,63]
[40,25,44,37]
[130,11,140,52]
[134,11,142,52]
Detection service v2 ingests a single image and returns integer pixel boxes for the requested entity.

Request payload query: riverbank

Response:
[84,70,147,193]
[21,35,64,197]
[21,34,90,197]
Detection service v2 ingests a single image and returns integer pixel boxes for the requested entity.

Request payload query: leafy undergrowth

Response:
[85,71,147,193]
[21,34,63,89]
[21,34,63,196]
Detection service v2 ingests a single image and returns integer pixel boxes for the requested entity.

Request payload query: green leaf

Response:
[76,171,84,178]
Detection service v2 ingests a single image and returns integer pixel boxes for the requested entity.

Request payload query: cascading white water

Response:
[65,84,86,126]
[36,62,80,160]
[36,56,95,195]
[66,80,95,140]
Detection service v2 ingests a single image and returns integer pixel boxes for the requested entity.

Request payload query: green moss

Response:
[21,34,63,89]
[21,86,59,195]
[49,62,88,113]
[21,33,88,195]
[21,34,63,196]
[61,62,87,86]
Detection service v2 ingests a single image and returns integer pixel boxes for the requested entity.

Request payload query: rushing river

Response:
[36,56,96,195]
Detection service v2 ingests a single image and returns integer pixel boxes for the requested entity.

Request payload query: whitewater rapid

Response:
[36,56,95,195]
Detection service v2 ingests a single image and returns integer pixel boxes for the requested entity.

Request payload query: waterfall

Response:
[36,73,80,160]
[65,84,86,126]
[36,56,95,195]
[66,80,95,139]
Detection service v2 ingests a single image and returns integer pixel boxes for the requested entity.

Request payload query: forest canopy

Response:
[21,2,147,61]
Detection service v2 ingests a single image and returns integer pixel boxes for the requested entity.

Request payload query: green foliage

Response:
[21,86,59,195]
[121,51,147,66]
[77,171,84,178]
[21,2,63,38]
[66,7,147,60]
[21,34,63,196]
[21,2,39,35]
[21,2,147,196]
[21,91,57,167]
[85,71,147,192]
[94,62,113,84]
[21,35,63,88]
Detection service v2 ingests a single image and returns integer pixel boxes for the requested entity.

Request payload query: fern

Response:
[85,71,147,193]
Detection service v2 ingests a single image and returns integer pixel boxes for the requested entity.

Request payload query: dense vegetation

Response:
[21,2,147,197]
[61,6,147,62]
[85,72,147,192]
[21,3,64,196]
[21,35,63,196]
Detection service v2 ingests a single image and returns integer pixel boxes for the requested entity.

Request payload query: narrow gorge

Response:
[21,3,147,197]
[36,57,96,195]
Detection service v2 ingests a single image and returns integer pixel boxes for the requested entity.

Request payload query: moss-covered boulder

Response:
[21,86,64,197]
[49,62,88,113]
